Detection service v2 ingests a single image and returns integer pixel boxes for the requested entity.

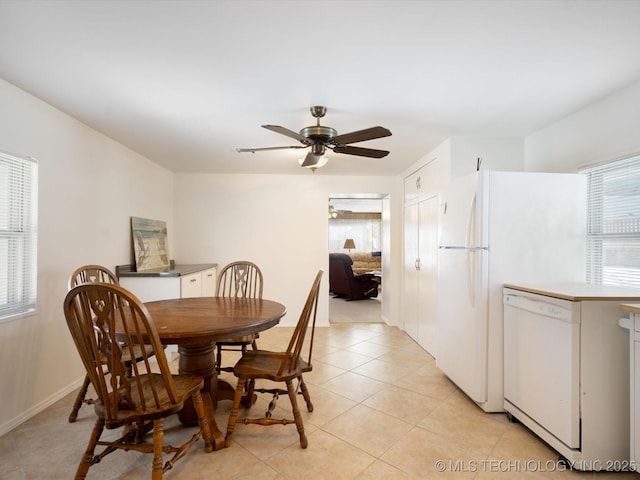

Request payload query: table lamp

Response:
[343,238,356,252]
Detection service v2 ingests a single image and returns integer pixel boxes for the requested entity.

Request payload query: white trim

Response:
[0,377,84,437]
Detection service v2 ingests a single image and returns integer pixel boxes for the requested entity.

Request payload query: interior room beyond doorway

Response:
[328,194,386,324]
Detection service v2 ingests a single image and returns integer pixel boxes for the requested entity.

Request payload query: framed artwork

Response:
[131,217,170,271]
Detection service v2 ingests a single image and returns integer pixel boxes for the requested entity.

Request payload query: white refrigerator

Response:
[436,170,586,412]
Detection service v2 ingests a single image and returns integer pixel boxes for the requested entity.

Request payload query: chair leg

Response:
[243,378,256,408]
[215,345,222,374]
[298,375,314,412]
[75,417,104,480]
[286,379,308,449]
[225,377,247,447]
[151,419,164,480]
[192,390,214,453]
[69,375,92,422]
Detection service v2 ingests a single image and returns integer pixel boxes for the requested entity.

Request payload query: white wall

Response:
[172,173,403,328]
[525,80,640,172]
[0,79,174,435]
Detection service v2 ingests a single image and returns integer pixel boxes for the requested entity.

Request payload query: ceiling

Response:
[2,1,640,176]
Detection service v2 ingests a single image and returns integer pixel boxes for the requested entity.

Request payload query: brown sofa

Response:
[348,252,382,275]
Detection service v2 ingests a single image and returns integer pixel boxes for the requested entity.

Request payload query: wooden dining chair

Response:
[66,264,156,422]
[225,269,323,449]
[214,261,264,374]
[63,282,213,480]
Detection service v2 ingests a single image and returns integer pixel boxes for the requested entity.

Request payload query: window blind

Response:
[328,217,382,253]
[584,155,640,288]
[0,151,38,320]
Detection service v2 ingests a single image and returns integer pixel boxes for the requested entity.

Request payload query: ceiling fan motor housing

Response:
[299,125,338,145]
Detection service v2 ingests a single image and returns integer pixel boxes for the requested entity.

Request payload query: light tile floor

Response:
[2,296,640,479]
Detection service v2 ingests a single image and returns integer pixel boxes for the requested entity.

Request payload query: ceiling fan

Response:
[235,106,392,170]
[328,203,352,218]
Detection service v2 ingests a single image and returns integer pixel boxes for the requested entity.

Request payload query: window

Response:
[328,213,382,253]
[0,151,37,321]
[584,154,640,288]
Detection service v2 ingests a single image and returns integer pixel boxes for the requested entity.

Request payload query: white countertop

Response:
[621,303,640,314]
[504,282,640,301]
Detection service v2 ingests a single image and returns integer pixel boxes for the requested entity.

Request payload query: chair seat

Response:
[98,374,204,428]
[234,350,311,381]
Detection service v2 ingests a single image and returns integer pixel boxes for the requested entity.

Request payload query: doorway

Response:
[328,194,387,323]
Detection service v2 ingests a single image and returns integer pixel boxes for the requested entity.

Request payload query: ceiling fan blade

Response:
[332,126,392,145]
[235,145,307,153]
[262,125,311,144]
[333,145,390,158]
[301,151,322,167]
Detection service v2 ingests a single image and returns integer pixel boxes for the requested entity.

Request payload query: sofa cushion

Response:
[348,252,381,275]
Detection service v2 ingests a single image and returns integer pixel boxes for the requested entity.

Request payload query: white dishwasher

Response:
[503,283,640,471]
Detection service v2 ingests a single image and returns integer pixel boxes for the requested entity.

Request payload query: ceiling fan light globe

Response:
[298,155,328,171]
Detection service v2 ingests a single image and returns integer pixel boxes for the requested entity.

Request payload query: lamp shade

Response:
[343,238,356,250]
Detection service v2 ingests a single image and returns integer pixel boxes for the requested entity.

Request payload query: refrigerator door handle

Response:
[466,193,477,306]
[465,193,476,248]
[467,250,475,306]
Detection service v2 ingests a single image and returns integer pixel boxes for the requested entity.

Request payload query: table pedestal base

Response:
[177,343,229,450]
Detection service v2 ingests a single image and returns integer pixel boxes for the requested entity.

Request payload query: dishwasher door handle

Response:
[503,294,575,322]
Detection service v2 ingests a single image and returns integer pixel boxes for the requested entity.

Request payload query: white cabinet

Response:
[404,161,440,205]
[117,264,217,302]
[621,303,640,474]
[180,272,204,298]
[404,196,438,355]
[404,159,439,356]
[634,310,640,474]
[180,268,216,298]
[201,268,216,296]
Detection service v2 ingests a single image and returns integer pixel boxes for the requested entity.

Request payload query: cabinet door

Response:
[119,276,180,302]
[405,160,439,204]
[417,196,438,356]
[180,272,202,298]
[201,267,216,296]
[404,203,419,341]
[634,335,640,472]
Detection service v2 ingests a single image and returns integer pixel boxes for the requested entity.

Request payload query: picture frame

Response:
[131,216,170,271]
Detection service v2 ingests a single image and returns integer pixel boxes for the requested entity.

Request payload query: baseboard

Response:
[0,377,84,437]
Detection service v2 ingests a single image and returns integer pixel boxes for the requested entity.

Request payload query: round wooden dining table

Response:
[143,296,287,450]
